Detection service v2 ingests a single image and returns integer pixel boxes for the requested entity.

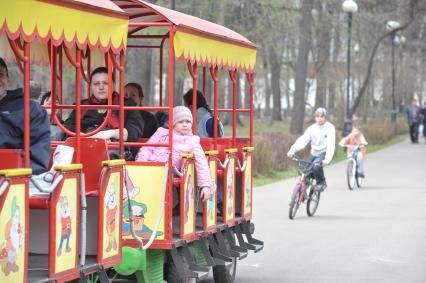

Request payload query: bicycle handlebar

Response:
[339,144,367,148]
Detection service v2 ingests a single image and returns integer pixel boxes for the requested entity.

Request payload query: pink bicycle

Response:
[288,156,321,219]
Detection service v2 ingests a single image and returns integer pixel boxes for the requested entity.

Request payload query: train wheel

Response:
[85,273,100,283]
[166,256,196,283]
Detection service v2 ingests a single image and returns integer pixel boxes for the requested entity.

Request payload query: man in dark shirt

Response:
[124,82,158,138]
[0,58,51,174]
[406,98,421,144]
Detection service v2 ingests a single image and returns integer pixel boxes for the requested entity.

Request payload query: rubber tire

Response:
[167,261,196,283]
[306,189,320,217]
[289,184,302,219]
[356,173,363,188]
[347,159,356,190]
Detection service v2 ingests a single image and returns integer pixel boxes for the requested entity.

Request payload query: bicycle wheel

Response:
[346,159,356,190]
[356,172,363,188]
[307,186,321,216]
[289,183,302,220]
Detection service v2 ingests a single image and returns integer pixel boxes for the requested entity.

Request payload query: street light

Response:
[342,0,358,136]
[386,20,400,122]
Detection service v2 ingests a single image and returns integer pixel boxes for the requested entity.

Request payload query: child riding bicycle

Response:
[338,126,368,178]
[287,107,336,192]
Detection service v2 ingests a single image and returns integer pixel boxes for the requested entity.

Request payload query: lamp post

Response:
[386,20,400,122]
[342,0,358,136]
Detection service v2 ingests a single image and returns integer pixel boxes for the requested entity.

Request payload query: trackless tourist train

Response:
[0,0,263,282]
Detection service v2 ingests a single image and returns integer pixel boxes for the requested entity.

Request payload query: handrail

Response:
[236,155,248,172]
[30,174,64,193]
[80,172,87,266]
[217,157,229,169]
[141,162,169,250]
[0,168,32,177]
[0,179,9,197]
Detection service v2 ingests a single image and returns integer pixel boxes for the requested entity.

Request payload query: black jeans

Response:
[409,122,419,143]
[308,152,326,185]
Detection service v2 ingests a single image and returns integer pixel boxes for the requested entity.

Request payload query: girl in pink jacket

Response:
[136,106,214,201]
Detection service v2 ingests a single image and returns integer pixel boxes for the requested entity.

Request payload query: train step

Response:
[234,221,265,253]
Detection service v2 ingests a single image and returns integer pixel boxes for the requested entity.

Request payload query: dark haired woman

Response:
[64,67,144,159]
[40,91,64,141]
[183,89,223,138]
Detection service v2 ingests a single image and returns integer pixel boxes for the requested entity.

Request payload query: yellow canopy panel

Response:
[174,30,257,73]
[0,0,128,54]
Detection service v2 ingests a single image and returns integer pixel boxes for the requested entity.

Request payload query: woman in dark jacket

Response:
[64,67,144,144]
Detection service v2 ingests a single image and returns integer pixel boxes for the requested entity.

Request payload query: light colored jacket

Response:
[339,132,368,158]
[288,121,336,164]
[196,107,224,138]
[136,127,214,192]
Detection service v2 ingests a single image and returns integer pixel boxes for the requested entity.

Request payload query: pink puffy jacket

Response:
[136,127,214,193]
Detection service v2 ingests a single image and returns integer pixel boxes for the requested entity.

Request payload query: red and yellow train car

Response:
[0,1,263,282]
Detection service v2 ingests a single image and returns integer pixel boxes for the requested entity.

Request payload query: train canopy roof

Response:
[0,0,129,54]
[114,0,257,73]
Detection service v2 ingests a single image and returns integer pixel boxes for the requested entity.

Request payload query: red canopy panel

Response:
[113,0,256,49]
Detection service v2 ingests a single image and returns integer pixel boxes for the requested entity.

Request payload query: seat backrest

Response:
[64,138,109,194]
[200,137,233,159]
[0,149,23,170]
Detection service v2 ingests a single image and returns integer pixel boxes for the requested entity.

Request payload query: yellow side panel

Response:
[243,156,252,215]
[0,184,26,283]
[183,163,195,236]
[55,178,78,273]
[226,159,235,220]
[206,161,217,227]
[123,165,166,240]
[103,172,121,259]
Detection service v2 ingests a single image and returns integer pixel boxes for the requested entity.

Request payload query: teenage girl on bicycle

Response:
[339,126,368,178]
[287,108,336,192]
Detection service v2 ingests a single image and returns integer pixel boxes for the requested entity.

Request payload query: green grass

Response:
[253,134,406,187]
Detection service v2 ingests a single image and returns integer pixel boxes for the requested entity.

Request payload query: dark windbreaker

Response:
[0,89,51,174]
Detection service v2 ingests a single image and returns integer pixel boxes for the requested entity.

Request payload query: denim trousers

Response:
[308,152,326,185]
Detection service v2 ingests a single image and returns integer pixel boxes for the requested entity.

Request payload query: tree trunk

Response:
[290,0,313,134]
[314,2,332,110]
[262,52,271,116]
[269,45,281,120]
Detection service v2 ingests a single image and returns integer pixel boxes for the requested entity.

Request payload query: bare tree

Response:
[290,0,314,134]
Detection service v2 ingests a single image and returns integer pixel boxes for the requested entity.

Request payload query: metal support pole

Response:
[391,32,397,122]
[343,12,353,136]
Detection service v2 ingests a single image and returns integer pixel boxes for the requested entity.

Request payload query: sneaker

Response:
[315,183,327,192]
[358,172,365,178]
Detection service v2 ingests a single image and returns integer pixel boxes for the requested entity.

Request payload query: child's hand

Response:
[200,187,212,201]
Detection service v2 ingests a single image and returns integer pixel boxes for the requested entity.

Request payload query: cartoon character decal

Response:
[207,190,215,218]
[122,170,163,238]
[227,163,234,216]
[184,175,193,225]
[0,197,24,276]
[57,196,73,257]
[105,181,118,253]
[245,174,251,208]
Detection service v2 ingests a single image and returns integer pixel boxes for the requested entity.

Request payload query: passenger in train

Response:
[183,89,224,138]
[0,58,51,174]
[64,67,144,146]
[136,106,214,201]
[124,82,158,137]
[154,111,169,128]
[40,91,64,141]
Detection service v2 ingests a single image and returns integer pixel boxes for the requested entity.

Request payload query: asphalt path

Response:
[204,138,426,283]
